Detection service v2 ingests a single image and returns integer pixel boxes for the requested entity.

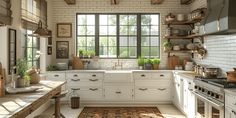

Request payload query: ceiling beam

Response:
[64,0,76,5]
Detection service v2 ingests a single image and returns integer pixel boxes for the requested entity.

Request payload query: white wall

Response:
[191,0,236,76]
[49,0,192,69]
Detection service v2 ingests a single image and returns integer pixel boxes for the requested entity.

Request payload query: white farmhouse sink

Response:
[104,70,133,82]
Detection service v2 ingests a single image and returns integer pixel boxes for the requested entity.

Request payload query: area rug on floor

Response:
[78,107,164,118]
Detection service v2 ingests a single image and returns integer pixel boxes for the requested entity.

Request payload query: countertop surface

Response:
[225,88,236,96]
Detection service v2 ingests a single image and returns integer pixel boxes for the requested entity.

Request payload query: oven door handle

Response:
[193,91,224,108]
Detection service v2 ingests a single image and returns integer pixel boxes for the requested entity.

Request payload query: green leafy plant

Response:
[163,41,172,48]
[87,51,95,57]
[16,58,28,78]
[144,59,152,64]
[138,57,145,66]
[151,58,161,65]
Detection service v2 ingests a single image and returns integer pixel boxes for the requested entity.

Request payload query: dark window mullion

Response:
[117,14,120,58]
[95,14,99,56]
[137,14,141,57]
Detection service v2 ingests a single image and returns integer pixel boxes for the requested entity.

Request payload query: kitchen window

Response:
[24,30,40,68]
[76,13,160,58]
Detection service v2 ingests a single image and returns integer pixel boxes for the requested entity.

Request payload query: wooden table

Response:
[0,80,65,118]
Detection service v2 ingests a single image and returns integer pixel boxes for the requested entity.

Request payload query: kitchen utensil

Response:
[168,55,180,70]
[202,65,219,78]
[177,14,185,21]
[226,71,236,82]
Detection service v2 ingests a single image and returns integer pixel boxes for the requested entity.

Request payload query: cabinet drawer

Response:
[133,73,152,79]
[68,87,103,101]
[152,73,172,79]
[135,87,171,102]
[66,73,104,80]
[225,94,236,110]
[104,86,133,101]
[135,80,170,87]
[67,78,102,87]
[46,73,66,80]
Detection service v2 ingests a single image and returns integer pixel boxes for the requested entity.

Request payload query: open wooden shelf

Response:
[164,34,203,39]
[165,19,202,25]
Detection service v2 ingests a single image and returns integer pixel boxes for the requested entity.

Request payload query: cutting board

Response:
[168,55,180,70]
[0,69,6,97]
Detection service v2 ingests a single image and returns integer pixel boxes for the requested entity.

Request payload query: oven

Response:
[194,91,224,118]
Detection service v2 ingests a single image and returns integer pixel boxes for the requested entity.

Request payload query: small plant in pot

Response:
[16,59,31,88]
[152,58,161,70]
[87,51,95,58]
[137,57,145,70]
[79,50,84,58]
[144,59,153,70]
[163,41,172,52]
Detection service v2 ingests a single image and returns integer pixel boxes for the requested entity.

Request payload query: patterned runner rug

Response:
[78,107,164,118]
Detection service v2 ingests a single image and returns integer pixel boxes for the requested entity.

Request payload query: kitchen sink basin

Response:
[104,70,133,82]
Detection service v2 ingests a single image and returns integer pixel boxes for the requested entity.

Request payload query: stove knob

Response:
[211,93,215,97]
[198,87,202,91]
[215,94,220,99]
[207,91,211,95]
[202,88,205,92]
[194,86,198,89]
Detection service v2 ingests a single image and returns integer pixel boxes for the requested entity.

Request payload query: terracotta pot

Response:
[153,64,159,70]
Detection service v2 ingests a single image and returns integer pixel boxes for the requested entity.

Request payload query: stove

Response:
[196,78,236,88]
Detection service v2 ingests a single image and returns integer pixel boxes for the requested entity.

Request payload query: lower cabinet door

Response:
[225,107,236,118]
[104,86,133,101]
[69,87,103,101]
[135,87,171,102]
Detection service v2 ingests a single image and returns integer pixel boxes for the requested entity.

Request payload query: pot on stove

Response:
[202,66,219,78]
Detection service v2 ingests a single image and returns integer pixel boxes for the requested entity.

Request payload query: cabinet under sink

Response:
[104,70,133,83]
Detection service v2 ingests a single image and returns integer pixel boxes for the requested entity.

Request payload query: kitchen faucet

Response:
[112,56,123,70]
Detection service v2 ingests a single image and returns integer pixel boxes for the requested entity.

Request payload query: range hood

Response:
[199,0,236,35]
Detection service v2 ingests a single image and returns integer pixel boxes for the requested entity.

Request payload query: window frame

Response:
[24,30,40,68]
[76,13,160,59]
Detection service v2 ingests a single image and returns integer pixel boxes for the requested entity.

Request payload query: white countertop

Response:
[225,88,236,96]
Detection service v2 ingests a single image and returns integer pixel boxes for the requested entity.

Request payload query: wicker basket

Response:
[226,71,236,82]
[27,69,41,84]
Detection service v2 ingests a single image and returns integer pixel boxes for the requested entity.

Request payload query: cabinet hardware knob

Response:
[141,74,146,77]
[139,88,148,91]
[54,75,59,77]
[92,74,96,77]
[71,79,80,81]
[89,79,98,81]
[71,88,80,90]
[116,91,122,94]
[73,74,78,77]
[160,74,164,77]
[158,88,166,91]
[89,88,98,91]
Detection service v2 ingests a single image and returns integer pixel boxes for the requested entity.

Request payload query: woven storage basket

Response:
[27,69,41,84]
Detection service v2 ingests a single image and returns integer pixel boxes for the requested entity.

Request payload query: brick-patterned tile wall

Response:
[50,0,191,69]
[191,0,236,75]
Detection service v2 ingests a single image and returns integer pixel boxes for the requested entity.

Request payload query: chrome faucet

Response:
[112,56,123,70]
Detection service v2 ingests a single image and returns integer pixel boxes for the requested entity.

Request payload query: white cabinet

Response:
[104,85,133,101]
[46,72,66,90]
[225,91,236,118]
[173,73,195,118]
[66,72,104,101]
[134,72,172,102]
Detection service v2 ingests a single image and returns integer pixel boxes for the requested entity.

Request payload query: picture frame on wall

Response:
[47,46,52,55]
[48,37,52,45]
[56,41,69,59]
[57,23,72,38]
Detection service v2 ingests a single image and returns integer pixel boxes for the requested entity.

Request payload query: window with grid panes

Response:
[25,30,40,68]
[76,13,160,58]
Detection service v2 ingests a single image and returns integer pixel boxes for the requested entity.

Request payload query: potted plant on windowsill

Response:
[144,59,153,70]
[87,51,95,58]
[152,58,161,70]
[137,57,145,70]
[16,59,31,88]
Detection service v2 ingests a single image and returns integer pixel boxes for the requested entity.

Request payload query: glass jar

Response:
[69,88,80,109]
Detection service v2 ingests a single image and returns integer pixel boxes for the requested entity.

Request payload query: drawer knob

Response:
[92,74,96,77]
[232,110,236,115]
[234,103,236,106]
[115,91,122,94]
[89,79,98,81]
[54,75,59,77]
[141,74,146,77]
[160,74,164,77]
[89,88,98,91]
[71,79,80,81]
[139,88,148,91]
[73,74,78,77]
[158,88,166,91]
[71,88,80,91]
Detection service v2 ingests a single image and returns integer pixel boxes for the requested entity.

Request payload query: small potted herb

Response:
[16,59,31,88]
[144,59,153,70]
[163,41,172,52]
[87,51,95,58]
[79,50,84,58]
[137,57,145,70]
[152,58,161,70]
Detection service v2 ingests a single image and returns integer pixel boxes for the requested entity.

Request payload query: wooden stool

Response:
[52,90,68,118]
